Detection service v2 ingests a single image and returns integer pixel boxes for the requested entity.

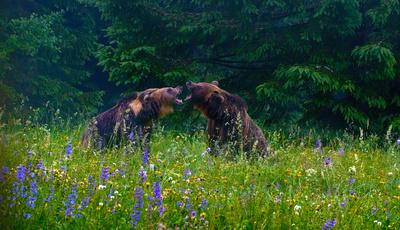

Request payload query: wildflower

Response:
[2,165,9,176]
[349,166,356,173]
[388,172,393,176]
[26,180,38,208]
[338,148,344,155]
[142,148,149,166]
[153,182,164,217]
[98,141,103,148]
[98,184,106,190]
[139,167,147,184]
[16,165,27,183]
[340,199,346,210]
[348,177,356,185]
[131,187,144,227]
[371,205,378,215]
[323,157,332,167]
[306,168,317,176]
[65,187,78,217]
[316,140,322,148]
[322,219,336,230]
[81,197,89,208]
[65,139,73,158]
[200,198,208,209]
[190,210,197,219]
[100,167,110,184]
[397,138,400,147]
[294,205,301,215]
[150,164,155,171]
[99,202,104,206]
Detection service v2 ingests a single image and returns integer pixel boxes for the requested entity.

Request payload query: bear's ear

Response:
[144,94,151,101]
[213,91,224,103]
[211,81,219,86]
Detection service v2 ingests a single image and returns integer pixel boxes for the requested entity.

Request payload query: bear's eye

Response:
[167,88,172,93]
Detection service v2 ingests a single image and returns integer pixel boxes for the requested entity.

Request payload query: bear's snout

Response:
[186,81,193,87]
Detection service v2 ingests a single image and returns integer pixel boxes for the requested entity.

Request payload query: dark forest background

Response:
[1,0,400,132]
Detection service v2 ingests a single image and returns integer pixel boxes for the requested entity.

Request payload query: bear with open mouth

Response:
[185,81,268,157]
[81,86,183,149]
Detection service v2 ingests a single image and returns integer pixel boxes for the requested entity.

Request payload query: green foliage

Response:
[85,0,400,132]
[0,0,104,118]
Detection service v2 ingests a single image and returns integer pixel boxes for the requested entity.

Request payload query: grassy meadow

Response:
[0,111,399,229]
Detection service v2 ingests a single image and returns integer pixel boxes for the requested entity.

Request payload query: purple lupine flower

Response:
[65,139,73,158]
[130,187,143,228]
[35,160,44,170]
[397,139,400,147]
[60,166,67,171]
[338,148,344,155]
[26,180,38,208]
[190,210,197,218]
[81,197,89,208]
[348,177,356,185]
[316,140,322,148]
[100,166,110,184]
[65,187,78,217]
[16,165,26,183]
[322,219,336,230]
[142,148,149,166]
[138,166,147,183]
[98,141,103,148]
[200,198,208,210]
[152,182,164,216]
[1,166,9,181]
[2,166,9,174]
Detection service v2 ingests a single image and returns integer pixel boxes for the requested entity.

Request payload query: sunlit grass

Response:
[0,116,399,229]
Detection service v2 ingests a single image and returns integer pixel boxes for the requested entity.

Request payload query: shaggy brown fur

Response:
[185,81,268,157]
[81,86,183,148]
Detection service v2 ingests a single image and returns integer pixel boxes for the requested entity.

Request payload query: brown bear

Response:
[81,86,183,148]
[185,81,268,157]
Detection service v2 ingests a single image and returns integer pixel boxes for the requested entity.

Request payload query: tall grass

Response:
[0,110,399,229]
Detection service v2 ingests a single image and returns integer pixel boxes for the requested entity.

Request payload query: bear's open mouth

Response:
[175,98,184,105]
[185,94,192,101]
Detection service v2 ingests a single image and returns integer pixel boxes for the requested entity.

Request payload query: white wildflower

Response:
[99,202,104,206]
[349,166,356,173]
[306,168,317,176]
[98,184,106,190]
[294,205,302,215]
[388,172,393,176]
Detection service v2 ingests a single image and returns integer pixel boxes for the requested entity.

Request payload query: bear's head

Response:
[185,81,246,119]
[185,81,224,104]
[142,86,184,106]
[128,86,183,119]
